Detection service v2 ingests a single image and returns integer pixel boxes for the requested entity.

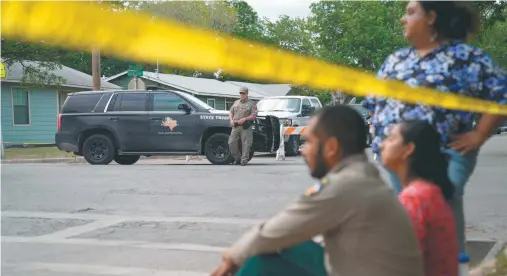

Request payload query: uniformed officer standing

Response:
[228,87,257,166]
[212,105,424,276]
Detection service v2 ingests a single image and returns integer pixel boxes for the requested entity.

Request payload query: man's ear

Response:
[324,137,340,158]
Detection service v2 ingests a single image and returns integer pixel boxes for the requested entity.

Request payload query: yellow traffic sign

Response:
[0,62,5,78]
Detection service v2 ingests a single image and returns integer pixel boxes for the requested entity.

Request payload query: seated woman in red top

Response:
[380,120,458,276]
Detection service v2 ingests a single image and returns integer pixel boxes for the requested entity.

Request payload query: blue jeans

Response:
[377,148,479,253]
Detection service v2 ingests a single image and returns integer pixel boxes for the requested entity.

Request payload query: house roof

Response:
[1,60,120,90]
[142,71,266,99]
[226,81,292,97]
[104,71,291,99]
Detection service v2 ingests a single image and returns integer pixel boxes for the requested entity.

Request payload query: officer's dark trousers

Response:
[235,241,327,276]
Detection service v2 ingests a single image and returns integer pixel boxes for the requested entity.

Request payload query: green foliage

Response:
[291,86,332,105]
[1,38,67,87]
[2,0,506,92]
[310,1,407,72]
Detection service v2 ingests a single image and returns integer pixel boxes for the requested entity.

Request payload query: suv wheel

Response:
[114,155,140,165]
[205,133,233,165]
[285,135,300,156]
[82,134,116,165]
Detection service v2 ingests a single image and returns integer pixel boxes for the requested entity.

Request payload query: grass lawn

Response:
[2,147,76,160]
[487,251,507,276]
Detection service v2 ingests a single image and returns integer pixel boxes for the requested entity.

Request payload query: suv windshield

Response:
[257,98,301,112]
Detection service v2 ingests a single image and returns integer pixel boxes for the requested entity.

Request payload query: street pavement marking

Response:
[33,218,126,240]
[1,210,262,225]
[3,262,209,276]
[2,236,226,253]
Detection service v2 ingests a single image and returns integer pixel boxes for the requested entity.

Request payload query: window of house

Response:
[226,99,235,110]
[12,88,30,125]
[153,92,186,111]
[58,90,73,112]
[207,98,216,109]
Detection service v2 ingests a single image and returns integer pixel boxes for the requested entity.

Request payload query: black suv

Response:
[56,90,281,165]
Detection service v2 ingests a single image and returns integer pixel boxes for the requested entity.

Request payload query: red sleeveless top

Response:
[398,181,458,276]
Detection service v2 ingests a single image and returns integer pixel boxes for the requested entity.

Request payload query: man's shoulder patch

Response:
[304,177,329,197]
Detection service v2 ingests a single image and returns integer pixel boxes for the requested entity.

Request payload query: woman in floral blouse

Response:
[380,120,458,276]
[361,1,507,253]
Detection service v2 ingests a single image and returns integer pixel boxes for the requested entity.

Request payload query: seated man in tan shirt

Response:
[211,105,424,276]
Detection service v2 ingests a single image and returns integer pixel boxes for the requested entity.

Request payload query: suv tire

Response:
[114,155,140,165]
[82,134,116,165]
[285,135,300,156]
[205,133,233,165]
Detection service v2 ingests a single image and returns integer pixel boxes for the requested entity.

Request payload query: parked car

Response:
[56,90,281,165]
[472,119,503,135]
[500,120,507,133]
[255,96,322,156]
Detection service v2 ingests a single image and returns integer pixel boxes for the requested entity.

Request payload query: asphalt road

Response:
[2,134,506,276]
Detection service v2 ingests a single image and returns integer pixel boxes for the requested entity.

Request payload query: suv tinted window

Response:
[119,93,147,112]
[153,93,186,111]
[61,93,103,113]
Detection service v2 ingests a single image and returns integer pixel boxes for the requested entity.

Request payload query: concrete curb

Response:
[1,155,202,164]
[1,153,277,164]
[1,157,85,164]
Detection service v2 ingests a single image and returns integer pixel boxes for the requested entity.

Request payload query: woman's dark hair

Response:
[418,1,480,41]
[399,120,455,200]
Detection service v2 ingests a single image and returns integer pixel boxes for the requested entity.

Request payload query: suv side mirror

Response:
[178,103,191,114]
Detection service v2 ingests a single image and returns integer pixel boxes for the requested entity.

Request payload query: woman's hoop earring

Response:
[430,32,438,42]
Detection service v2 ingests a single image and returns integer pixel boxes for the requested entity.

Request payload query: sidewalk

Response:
[470,241,506,276]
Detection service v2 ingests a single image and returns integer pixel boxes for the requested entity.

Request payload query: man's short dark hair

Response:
[312,105,367,156]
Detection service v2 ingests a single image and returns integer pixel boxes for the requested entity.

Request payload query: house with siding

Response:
[1,60,120,145]
[104,71,292,110]
[226,81,294,97]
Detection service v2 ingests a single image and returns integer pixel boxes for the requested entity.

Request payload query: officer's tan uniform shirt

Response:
[230,99,257,121]
[230,154,424,276]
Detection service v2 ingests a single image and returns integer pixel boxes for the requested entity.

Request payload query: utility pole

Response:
[92,49,101,91]
[156,59,159,79]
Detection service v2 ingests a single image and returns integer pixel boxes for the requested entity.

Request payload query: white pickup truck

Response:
[256,96,323,156]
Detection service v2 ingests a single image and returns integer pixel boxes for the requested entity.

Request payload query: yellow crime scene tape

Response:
[1,1,506,115]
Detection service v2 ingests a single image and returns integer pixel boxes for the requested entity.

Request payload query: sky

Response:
[245,0,315,21]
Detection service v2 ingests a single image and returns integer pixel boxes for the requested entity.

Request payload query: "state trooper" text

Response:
[200,115,229,120]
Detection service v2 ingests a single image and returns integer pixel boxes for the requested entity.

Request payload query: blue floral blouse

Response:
[361,40,507,154]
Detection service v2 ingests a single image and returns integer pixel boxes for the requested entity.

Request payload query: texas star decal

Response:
[161,117,178,131]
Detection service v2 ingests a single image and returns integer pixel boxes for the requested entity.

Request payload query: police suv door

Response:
[148,91,199,152]
[105,92,151,151]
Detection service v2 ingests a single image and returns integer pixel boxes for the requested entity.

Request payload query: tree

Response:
[139,1,237,33]
[1,38,67,87]
[229,0,267,43]
[136,0,238,79]
[479,20,507,69]
[310,1,407,72]
[264,15,316,56]
[0,0,136,86]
